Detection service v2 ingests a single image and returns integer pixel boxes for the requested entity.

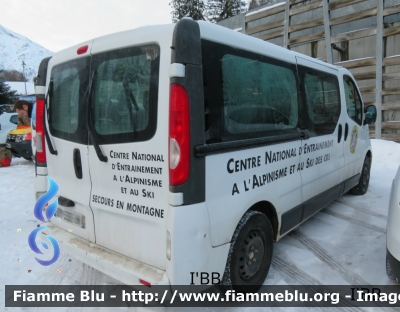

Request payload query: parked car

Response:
[0,104,13,115]
[5,125,33,161]
[0,112,18,144]
[387,165,400,282]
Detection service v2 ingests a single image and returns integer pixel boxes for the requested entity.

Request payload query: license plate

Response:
[55,207,85,228]
[5,143,11,148]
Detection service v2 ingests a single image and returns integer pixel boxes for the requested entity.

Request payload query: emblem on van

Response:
[28,177,60,266]
[350,126,358,154]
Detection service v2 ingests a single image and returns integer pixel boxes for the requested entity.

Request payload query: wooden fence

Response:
[238,0,400,141]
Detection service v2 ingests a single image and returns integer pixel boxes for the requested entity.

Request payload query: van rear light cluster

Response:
[36,98,46,163]
[169,84,190,186]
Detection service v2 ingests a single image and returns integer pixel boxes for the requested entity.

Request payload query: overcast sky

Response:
[0,0,174,52]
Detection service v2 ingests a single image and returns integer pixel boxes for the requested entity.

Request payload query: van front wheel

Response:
[220,210,273,293]
[350,156,371,195]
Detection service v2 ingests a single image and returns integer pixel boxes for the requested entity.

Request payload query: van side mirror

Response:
[364,105,377,125]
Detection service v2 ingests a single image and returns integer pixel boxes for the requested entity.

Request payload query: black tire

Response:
[350,156,371,195]
[219,210,273,293]
[386,254,399,283]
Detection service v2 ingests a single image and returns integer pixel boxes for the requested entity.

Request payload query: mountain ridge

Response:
[0,24,53,82]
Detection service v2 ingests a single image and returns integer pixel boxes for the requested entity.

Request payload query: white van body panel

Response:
[166,203,230,286]
[205,141,302,246]
[47,224,170,285]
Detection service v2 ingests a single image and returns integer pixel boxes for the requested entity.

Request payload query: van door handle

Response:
[338,124,343,143]
[73,148,83,179]
[344,123,349,141]
[300,130,310,140]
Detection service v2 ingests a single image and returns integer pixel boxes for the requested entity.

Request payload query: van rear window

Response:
[50,58,90,144]
[91,45,160,145]
[49,45,159,145]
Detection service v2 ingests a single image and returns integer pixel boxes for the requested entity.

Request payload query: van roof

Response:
[51,19,340,73]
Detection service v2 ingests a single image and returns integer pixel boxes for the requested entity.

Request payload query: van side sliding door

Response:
[201,40,303,245]
[296,57,344,220]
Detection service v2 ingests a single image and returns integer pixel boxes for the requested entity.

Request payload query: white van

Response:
[34,18,377,292]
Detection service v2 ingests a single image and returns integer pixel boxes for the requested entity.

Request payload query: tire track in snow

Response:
[272,254,321,285]
[288,231,369,285]
[271,255,361,311]
[320,209,386,234]
[334,199,387,220]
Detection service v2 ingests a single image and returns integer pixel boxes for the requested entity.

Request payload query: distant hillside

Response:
[0,24,53,82]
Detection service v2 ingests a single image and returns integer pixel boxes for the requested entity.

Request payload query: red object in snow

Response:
[0,157,11,167]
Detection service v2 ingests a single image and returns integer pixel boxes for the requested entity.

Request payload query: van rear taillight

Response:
[36,98,46,163]
[169,84,190,186]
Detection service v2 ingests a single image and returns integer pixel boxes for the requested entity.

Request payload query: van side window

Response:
[202,40,299,144]
[222,55,298,134]
[302,70,340,135]
[343,76,363,125]
[91,45,160,145]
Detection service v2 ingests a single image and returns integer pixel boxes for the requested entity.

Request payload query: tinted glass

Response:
[222,55,298,134]
[91,45,160,144]
[50,57,90,144]
[202,40,300,144]
[303,70,340,135]
[343,76,363,125]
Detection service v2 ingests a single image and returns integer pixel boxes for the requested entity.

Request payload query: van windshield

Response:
[91,44,160,145]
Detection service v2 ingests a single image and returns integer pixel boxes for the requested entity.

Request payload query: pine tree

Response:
[170,0,206,22]
[249,0,273,11]
[0,78,17,104]
[206,0,247,23]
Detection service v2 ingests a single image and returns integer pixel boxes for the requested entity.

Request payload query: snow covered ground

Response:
[1,139,400,311]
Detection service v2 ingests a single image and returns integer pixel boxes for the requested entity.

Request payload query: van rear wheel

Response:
[350,156,371,195]
[220,211,273,293]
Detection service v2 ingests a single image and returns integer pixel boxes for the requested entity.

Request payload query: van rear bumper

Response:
[47,224,170,286]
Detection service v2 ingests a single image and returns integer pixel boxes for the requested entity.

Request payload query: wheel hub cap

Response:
[239,230,264,280]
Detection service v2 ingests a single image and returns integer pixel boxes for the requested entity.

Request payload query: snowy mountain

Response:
[0,24,53,82]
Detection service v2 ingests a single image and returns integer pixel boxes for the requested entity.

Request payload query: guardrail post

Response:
[322,0,333,63]
[375,0,384,139]
[283,0,290,48]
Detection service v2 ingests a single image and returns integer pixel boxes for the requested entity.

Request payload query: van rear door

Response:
[47,41,96,242]
[87,29,170,270]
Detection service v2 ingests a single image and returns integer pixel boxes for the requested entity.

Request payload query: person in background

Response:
[13,100,33,126]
